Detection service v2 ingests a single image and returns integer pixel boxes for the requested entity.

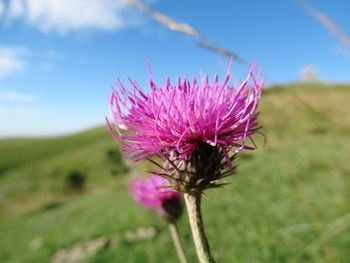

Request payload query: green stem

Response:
[169,222,188,263]
[184,193,215,263]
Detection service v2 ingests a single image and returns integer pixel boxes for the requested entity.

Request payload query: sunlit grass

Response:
[0,83,349,262]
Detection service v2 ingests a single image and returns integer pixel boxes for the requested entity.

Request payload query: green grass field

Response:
[0,83,349,263]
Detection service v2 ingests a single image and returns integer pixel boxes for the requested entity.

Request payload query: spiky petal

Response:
[107,58,264,166]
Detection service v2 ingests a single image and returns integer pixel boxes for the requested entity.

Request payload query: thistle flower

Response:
[107,58,264,192]
[130,175,183,222]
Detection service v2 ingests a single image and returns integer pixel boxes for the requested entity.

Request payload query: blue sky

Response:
[0,0,349,137]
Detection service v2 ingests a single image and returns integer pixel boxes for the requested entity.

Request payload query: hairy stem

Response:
[169,222,188,263]
[184,193,215,263]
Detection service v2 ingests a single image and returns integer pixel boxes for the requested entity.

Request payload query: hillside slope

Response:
[0,83,349,263]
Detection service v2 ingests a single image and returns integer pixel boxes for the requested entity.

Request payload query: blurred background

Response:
[0,0,349,262]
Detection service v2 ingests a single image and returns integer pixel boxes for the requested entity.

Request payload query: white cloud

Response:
[0,90,36,103]
[0,105,44,117]
[0,0,5,16]
[8,0,24,18]
[4,0,139,34]
[0,46,27,78]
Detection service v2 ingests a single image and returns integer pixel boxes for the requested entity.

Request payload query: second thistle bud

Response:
[130,175,183,223]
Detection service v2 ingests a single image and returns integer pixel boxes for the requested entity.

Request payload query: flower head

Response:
[130,175,183,221]
[107,59,264,165]
[108,58,264,192]
[130,175,182,208]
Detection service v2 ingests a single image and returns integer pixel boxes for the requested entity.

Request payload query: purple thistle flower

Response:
[130,175,183,222]
[108,58,264,192]
[130,175,182,209]
[107,59,264,164]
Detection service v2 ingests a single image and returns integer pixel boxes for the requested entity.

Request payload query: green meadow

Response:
[0,83,349,263]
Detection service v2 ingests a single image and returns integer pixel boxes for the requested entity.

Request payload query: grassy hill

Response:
[0,83,349,262]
